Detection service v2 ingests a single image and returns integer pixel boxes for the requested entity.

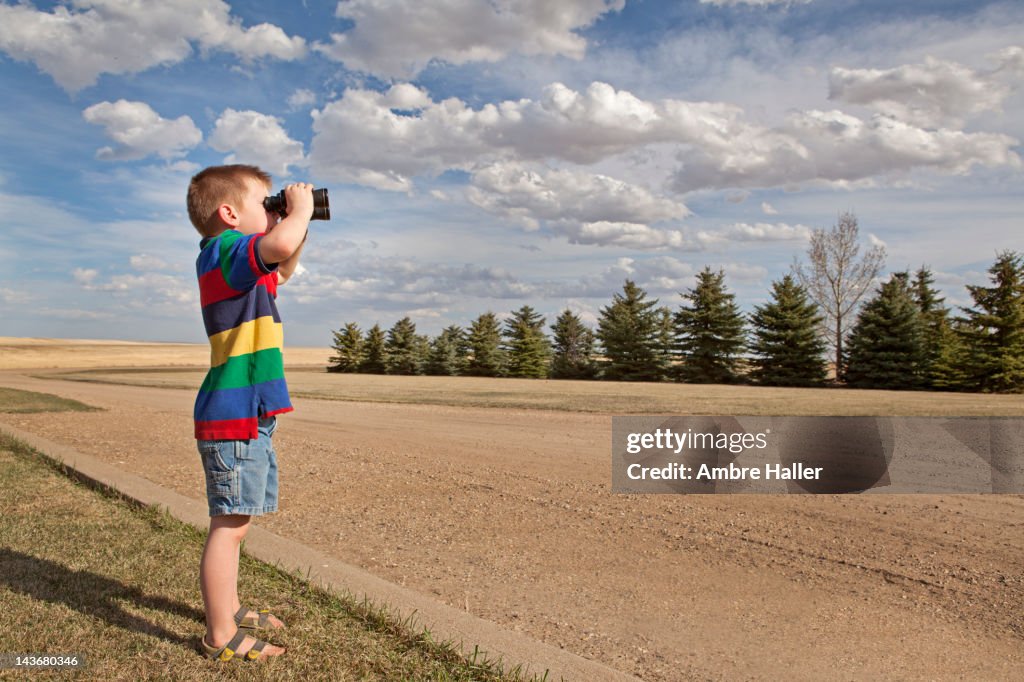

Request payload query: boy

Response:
[186,164,312,662]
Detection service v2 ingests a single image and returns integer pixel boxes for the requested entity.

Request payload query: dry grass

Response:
[44,367,1024,416]
[0,337,330,370]
[8,337,1022,416]
[0,387,101,414]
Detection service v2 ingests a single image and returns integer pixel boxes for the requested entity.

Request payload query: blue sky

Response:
[1,0,1021,346]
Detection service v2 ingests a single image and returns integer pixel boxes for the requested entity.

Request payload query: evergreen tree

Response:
[503,306,551,378]
[424,325,466,376]
[957,251,1024,393]
[414,334,431,372]
[596,280,662,381]
[748,275,828,386]
[465,312,506,377]
[913,266,952,388]
[549,309,598,380]
[360,323,387,374]
[674,267,747,384]
[930,318,971,391]
[845,272,924,389]
[327,322,365,373]
[385,317,422,375]
[655,307,676,380]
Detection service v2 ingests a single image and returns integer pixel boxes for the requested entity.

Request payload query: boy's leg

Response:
[231,543,285,629]
[200,514,284,655]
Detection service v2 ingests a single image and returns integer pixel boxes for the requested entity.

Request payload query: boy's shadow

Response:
[1,548,204,647]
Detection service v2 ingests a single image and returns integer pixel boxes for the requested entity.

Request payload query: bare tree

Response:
[793,211,886,380]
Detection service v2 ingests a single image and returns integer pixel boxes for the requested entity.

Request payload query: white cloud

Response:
[309,81,774,190]
[761,202,778,215]
[829,49,1024,128]
[208,109,306,176]
[556,221,688,250]
[36,307,114,320]
[73,268,98,285]
[129,254,172,271]
[0,0,306,92]
[315,0,624,79]
[670,108,1021,192]
[82,100,202,161]
[466,161,688,231]
[720,222,810,241]
[310,80,1021,198]
[290,248,540,306]
[287,88,317,111]
[0,287,33,304]
[80,271,196,307]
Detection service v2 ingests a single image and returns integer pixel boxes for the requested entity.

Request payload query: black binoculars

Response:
[263,187,330,220]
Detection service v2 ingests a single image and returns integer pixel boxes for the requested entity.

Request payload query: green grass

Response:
[0,387,101,414]
[0,432,548,681]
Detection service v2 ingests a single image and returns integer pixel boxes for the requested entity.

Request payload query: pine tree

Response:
[549,309,598,380]
[465,312,506,377]
[360,324,387,374]
[748,275,828,386]
[503,306,551,378]
[930,318,971,391]
[327,322,365,373]
[655,307,676,380]
[674,267,747,384]
[385,317,422,375]
[957,251,1024,393]
[912,266,952,388]
[424,325,466,376]
[845,272,924,389]
[596,280,662,381]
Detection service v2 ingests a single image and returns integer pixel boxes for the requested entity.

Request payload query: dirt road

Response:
[2,371,1022,681]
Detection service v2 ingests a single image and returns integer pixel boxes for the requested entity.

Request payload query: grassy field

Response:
[0,337,330,370]
[0,390,539,681]
[42,367,1024,416]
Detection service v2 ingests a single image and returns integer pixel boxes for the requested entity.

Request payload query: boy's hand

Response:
[259,182,314,265]
[284,182,315,221]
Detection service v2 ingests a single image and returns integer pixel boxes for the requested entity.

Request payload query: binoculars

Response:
[264,188,330,220]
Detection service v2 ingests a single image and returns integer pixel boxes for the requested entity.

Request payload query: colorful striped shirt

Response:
[194,229,293,440]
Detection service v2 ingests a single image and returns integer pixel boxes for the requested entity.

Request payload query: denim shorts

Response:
[197,416,279,517]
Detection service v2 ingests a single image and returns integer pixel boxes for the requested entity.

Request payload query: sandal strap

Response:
[236,607,273,629]
[214,629,251,662]
[245,639,268,661]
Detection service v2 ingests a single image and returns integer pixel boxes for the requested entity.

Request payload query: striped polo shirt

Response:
[194,229,293,440]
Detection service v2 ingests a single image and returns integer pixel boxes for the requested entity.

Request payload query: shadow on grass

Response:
[1,548,204,647]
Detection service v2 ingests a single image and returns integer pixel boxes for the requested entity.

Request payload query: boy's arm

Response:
[276,233,306,285]
[259,183,313,266]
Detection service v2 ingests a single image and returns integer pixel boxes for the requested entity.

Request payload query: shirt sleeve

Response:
[218,231,278,292]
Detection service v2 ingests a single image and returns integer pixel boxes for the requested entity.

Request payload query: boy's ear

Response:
[217,202,240,226]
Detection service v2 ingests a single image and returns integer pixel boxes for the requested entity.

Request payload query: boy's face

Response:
[231,178,278,236]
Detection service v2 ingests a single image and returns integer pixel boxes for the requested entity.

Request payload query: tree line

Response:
[328,216,1024,393]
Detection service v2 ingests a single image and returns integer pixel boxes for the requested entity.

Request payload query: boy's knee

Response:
[210,514,251,540]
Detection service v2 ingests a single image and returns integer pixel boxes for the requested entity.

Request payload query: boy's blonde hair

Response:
[187,164,272,237]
